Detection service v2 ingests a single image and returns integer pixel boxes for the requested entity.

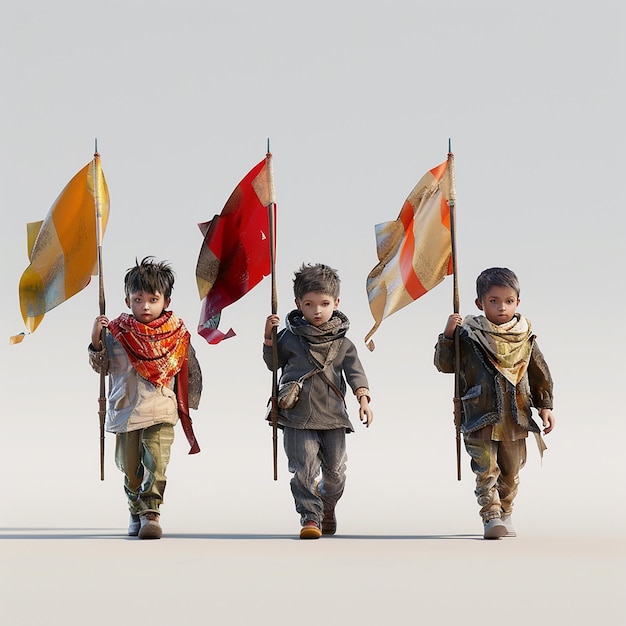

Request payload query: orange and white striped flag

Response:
[11,154,109,343]
[365,154,455,350]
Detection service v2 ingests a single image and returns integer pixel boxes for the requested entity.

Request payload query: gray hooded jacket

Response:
[263,310,369,431]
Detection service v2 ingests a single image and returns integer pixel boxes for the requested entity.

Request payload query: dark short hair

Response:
[293,263,340,301]
[476,267,520,300]
[124,257,175,300]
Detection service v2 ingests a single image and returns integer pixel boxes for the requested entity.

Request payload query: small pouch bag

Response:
[277,381,303,410]
[277,369,317,410]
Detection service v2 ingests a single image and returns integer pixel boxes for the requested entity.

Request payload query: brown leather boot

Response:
[299,520,322,539]
[321,507,337,535]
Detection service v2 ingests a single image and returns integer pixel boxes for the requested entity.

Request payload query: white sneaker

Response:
[483,517,507,539]
[501,514,517,537]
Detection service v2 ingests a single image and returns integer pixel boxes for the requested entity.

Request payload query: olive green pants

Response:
[115,423,175,514]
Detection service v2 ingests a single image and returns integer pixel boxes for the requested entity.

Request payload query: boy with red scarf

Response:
[434,267,554,539]
[89,257,202,539]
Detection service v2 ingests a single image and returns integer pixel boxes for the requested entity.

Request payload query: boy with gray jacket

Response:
[264,263,373,539]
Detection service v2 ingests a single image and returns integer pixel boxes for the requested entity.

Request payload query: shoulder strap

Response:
[318,370,345,404]
[297,369,319,384]
[297,335,346,405]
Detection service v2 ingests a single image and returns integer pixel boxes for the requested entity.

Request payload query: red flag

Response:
[196,156,275,344]
[364,154,455,350]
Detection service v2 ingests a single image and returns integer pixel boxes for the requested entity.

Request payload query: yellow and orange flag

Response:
[11,154,109,343]
[365,153,455,350]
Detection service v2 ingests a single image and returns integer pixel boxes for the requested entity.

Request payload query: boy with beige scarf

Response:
[434,267,555,539]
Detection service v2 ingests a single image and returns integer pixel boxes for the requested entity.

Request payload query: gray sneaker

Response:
[128,513,141,537]
[501,514,517,537]
[138,511,162,539]
[483,517,507,539]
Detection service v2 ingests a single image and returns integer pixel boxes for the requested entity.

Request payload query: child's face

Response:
[296,291,339,326]
[126,290,170,324]
[475,285,519,325]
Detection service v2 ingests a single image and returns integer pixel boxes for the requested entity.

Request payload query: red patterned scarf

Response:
[108,311,190,387]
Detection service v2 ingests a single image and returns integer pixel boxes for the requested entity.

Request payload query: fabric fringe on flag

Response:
[364,155,455,350]
[11,155,109,343]
[196,155,275,344]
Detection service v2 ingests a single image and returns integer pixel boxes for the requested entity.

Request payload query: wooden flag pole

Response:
[94,139,107,481]
[447,140,462,481]
[266,140,280,480]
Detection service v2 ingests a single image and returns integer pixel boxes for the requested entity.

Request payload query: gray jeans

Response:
[283,427,347,525]
[464,436,527,521]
